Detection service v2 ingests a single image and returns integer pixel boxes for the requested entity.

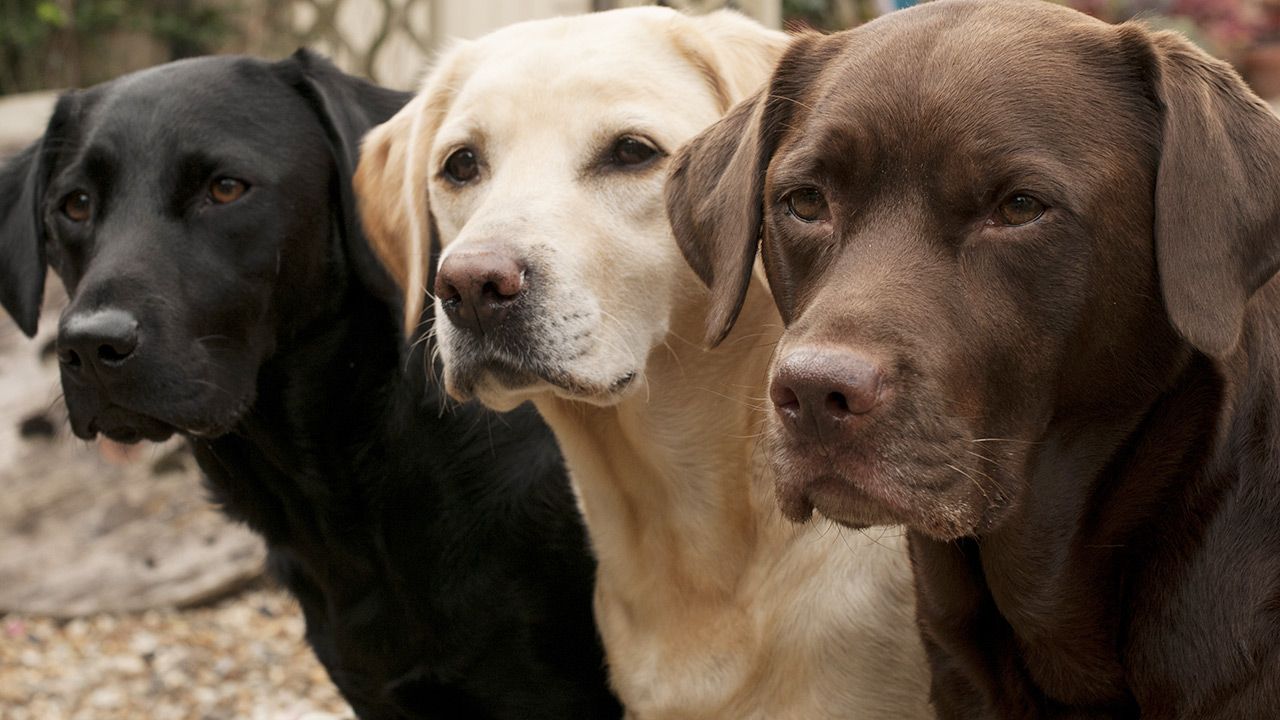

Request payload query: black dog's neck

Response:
[193,273,454,542]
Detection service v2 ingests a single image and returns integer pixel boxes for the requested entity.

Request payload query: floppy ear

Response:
[666,33,826,346]
[0,139,51,337]
[272,49,411,307]
[1145,29,1280,358]
[354,43,469,337]
[672,9,789,114]
[666,93,769,347]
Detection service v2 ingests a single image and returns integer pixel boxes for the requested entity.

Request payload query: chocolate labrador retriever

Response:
[668,0,1280,716]
[0,52,617,719]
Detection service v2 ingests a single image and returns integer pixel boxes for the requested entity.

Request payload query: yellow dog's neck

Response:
[535,276,782,604]
[533,277,930,719]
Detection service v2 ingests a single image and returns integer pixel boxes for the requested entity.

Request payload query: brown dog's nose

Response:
[435,248,526,334]
[771,347,884,439]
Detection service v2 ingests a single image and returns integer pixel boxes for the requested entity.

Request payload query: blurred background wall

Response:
[0,0,781,94]
[1,0,1277,96]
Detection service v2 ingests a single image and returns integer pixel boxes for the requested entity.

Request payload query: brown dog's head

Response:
[667,0,1280,539]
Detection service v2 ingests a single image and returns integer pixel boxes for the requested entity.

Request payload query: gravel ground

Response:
[0,583,354,720]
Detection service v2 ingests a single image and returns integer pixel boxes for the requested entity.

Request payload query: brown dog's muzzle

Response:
[436,246,527,335]
[767,343,901,528]
[764,321,1001,538]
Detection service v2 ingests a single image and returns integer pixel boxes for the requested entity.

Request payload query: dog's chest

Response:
[914,536,1135,716]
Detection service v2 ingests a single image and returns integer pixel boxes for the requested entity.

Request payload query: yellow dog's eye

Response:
[784,187,829,223]
[62,191,92,222]
[611,137,658,167]
[211,178,249,204]
[994,193,1045,226]
[444,148,479,184]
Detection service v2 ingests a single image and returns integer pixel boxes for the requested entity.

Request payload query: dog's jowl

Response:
[0,52,618,720]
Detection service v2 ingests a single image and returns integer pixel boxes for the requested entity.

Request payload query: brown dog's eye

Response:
[994,194,1045,226]
[785,188,829,223]
[210,178,249,204]
[611,137,659,167]
[443,148,479,184]
[61,191,92,223]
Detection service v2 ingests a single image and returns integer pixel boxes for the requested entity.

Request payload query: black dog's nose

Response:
[771,347,885,440]
[58,309,140,371]
[435,247,526,334]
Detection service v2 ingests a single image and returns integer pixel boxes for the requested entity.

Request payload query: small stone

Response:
[0,588,350,717]
[130,631,158,656]
[87,685,123,708]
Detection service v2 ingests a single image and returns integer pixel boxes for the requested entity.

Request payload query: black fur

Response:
[0,51,618,719]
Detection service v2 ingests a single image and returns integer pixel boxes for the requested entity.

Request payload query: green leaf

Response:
[35,2,67,28]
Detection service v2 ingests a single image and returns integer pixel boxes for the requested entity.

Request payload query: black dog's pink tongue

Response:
[99,438,146,465]
[776,483,817,524]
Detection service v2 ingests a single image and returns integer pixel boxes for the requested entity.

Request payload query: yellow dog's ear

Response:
[355,43,470,338]
[670,9,790,114]
[1138,27,1280,358]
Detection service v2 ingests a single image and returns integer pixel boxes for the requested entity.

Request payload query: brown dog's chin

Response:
[770,442,994,541]
[775,467,903,529]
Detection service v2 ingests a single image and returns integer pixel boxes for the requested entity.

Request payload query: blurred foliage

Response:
[782,0,1276,57]
[776,0,1279,98]
[0,0,235,94]
[1065,0,1276,57]
[783,0,876,30]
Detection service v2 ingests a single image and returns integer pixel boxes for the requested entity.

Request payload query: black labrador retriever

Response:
[668,0,1280,717]
[0,51,618,720]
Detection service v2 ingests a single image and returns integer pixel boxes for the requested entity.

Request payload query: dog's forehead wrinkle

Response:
[800,11,1136,182]
[446,47,720,153]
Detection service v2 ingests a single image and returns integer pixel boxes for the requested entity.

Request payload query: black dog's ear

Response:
[1142,28,1280,358]
[272,49,412,305]
[0,139,50,337]
[665,33,824,347]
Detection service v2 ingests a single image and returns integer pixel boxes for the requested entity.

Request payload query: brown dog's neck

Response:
[922,339,1253,713]
[534,275,782,600]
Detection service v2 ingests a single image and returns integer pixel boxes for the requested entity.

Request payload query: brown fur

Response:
[667,0,1280,716]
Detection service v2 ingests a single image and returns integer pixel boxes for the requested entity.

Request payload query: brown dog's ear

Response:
[354,43,469,337]
[666,93,769,347]
[666,33,826,346]
[1146,29,1280,358]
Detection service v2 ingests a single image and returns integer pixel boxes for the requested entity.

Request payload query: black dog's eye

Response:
[443,148,480,184]
[61,191,92,223]
[210,178,249,205]
[993,193,1046,226]
[784,187,829,223]
[610,137,659,168]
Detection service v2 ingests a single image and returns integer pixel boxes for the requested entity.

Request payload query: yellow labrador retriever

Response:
[355,8,931,718]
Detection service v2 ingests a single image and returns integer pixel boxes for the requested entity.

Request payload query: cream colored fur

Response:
[355,8,933,718]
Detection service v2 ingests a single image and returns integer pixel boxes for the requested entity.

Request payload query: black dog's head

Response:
[0,51,405,443]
